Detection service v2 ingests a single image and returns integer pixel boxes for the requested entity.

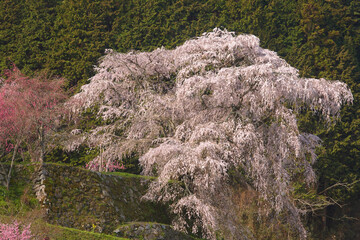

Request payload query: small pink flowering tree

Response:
[0,221,32,240]
[0,66,67,189]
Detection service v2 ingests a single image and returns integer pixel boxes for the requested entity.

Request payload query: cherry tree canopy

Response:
[68,29,353,239]
[0,67,66,162]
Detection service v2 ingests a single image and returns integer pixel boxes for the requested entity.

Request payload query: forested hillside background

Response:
[1,0,359,237]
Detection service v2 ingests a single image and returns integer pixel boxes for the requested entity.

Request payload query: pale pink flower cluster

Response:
[0,221,32,240]
[85,159,125,172]
[68,29,353,239]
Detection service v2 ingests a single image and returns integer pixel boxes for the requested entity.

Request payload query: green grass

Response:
[42,162,155,180]
[103,171,155,180]
[46,224,130,240]
[0,213,130,240]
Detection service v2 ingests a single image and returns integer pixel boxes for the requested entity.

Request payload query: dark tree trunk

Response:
[39,123,45,163]
[6,141,20,190]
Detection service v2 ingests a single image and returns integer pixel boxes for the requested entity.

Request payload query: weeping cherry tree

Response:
[67,29,353,239]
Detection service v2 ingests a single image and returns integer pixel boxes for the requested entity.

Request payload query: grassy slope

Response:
[0,210,129,240]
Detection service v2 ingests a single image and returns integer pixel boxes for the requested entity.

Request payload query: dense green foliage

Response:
[45,146,99,167]
[0,165,38,215]
[1,0,359,233]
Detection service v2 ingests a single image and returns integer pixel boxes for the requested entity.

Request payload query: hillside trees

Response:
[0,0,117,89]
[68,29,353,239]
[0,0,23,71]
[46,0,116,88]
[0,66,67,188]
[0,0,308,87]
[15,0,59,73]
[0,0,59,76]
[290,0,360,204]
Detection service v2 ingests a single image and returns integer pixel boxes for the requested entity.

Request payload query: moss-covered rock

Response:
[113,222,195,240]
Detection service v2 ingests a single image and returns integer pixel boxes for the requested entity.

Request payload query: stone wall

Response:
[31,163,171,234]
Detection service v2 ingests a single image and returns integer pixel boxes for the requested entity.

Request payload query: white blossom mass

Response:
[67,29,353,239]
